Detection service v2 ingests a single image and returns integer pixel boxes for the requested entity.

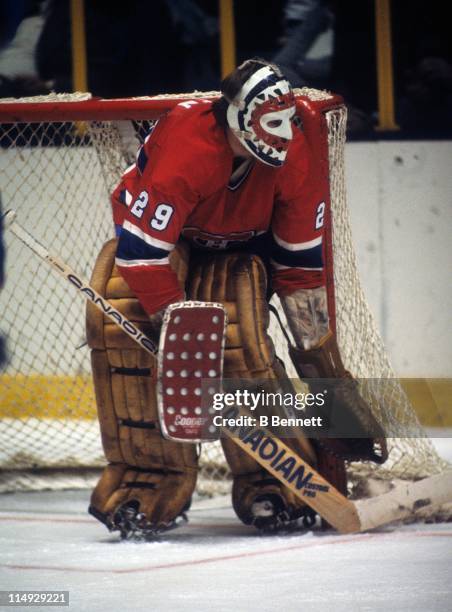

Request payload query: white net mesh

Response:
[324,107,449,490]
[1,119,111,490]
[0,91,448,504]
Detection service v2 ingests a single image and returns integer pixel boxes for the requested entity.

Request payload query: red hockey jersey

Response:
[111,99,328,315]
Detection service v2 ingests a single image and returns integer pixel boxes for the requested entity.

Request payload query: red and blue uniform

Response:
[111,99,327,315]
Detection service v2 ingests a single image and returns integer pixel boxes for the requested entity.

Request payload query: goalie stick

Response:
[2,211,225,444]
[4,210,452,533]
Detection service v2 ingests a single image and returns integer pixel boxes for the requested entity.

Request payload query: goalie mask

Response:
[226,64,296,167]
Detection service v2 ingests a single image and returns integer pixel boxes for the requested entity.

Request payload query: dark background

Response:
[0,0,451,137]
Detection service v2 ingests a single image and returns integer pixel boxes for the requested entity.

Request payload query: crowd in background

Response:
[0,0,451,136]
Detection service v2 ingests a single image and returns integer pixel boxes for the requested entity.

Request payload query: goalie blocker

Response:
[157,301,226,443]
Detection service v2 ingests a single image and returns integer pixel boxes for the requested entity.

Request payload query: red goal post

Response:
[0,96,185,123]
[0,90,448,515]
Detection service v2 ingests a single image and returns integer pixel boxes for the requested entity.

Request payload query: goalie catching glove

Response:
[281,288,388,464]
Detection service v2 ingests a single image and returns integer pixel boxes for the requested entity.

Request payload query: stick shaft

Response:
[5,212,158,354]
[221,423,360,532]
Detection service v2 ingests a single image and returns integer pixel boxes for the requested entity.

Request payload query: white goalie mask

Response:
[226,64,296,167]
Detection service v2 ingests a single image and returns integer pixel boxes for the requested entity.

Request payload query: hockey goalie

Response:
[87,59,387,539]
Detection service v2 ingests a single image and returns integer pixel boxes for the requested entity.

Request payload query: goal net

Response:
[0,90,448,512]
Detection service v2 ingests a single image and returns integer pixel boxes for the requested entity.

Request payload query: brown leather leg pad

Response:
[187,251,316,477]
[87,239,197,523]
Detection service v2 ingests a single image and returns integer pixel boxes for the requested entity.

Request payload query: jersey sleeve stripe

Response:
[270,237,323,270]
[117,226,171,263]
[115,257,170,267]
[272,232,322,251]
[123,220,174,251]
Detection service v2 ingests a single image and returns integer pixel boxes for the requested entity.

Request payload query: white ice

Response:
[1,436,451,612]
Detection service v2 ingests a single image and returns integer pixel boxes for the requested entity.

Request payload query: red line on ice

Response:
[1,531,451,574]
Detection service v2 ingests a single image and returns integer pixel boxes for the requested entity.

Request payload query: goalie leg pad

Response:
[87,239,198,536]
[187,251,317,528]
[89,464,196,535]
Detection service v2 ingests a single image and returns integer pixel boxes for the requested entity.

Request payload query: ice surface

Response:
[0,437,451,612]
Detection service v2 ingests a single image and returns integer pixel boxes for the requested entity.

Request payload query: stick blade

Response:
[356,470,452,531]
[157,301,226,443]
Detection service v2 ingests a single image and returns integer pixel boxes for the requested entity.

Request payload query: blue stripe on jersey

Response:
[118,189,128,206]
[137,147,148,175]
[271,238,323,269]
[117,227,169,262]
